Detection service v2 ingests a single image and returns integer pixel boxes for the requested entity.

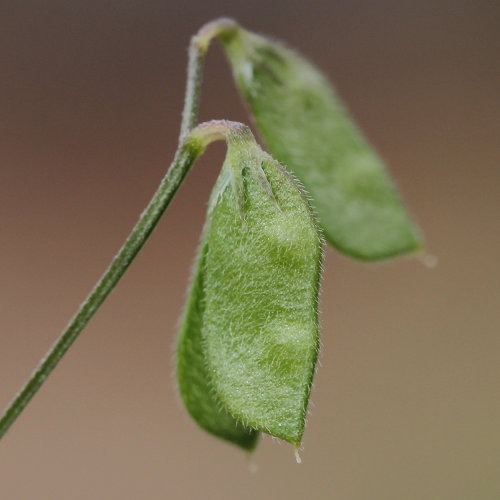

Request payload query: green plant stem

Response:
[0,19,237,440]
[180,18,237,141]
[0,141,201,440]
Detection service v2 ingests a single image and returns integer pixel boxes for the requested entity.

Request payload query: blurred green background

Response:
[1,1,499,499]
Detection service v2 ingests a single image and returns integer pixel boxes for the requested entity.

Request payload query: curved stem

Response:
[179,18,238,142]
[0,140,202,439]
[0,17,240,440]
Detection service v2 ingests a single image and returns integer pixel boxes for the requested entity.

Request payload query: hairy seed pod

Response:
[177,127,322,447]
[219,26,421,261]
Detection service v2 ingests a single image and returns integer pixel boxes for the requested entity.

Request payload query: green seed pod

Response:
[219,25,422,261]
[177,123,322,447]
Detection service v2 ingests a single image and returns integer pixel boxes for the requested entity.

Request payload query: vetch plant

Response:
[0,19,422,455]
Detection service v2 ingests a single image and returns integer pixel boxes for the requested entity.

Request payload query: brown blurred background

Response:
[1,1,499,499]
